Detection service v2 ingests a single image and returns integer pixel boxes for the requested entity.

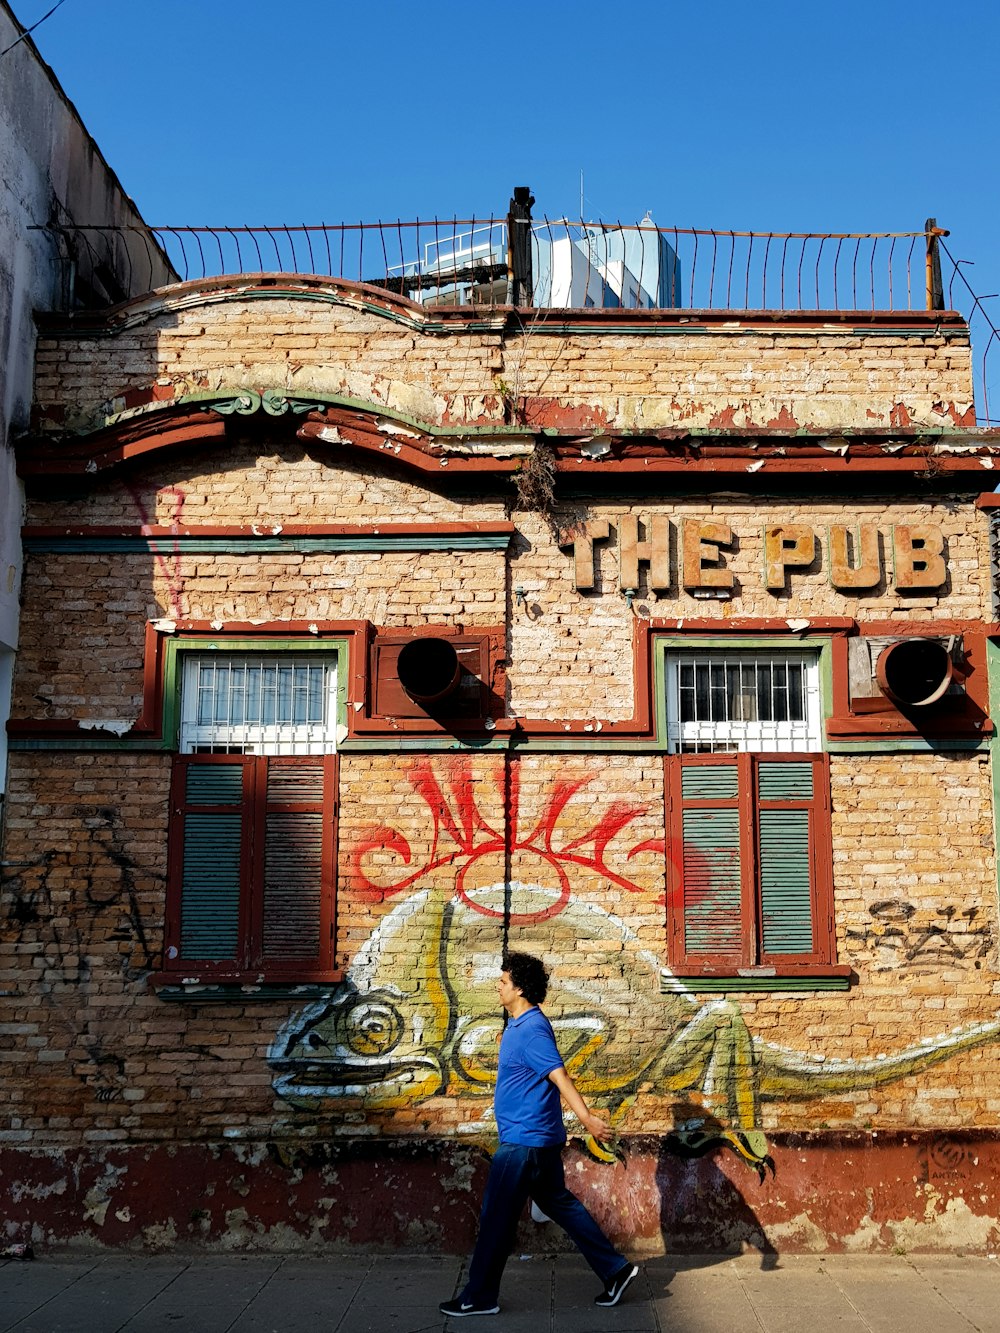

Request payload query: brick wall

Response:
[29,282,976,438]
[4,284,1000,1252]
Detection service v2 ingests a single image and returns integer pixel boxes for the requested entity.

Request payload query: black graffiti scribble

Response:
[846,899,992,969]
[929,1136,968,1172]
[0,806,191,1097]
[1,804,159,981]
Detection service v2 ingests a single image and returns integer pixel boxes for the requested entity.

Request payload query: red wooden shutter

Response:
[254,755,336,971]
[166,756,253,969]
[668,756,747,966]
[756,755,830,965]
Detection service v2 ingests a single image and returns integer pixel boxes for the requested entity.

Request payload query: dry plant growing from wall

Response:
[512,442,557,515]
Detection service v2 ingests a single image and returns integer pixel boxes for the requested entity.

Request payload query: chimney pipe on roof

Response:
[508,186,535,307]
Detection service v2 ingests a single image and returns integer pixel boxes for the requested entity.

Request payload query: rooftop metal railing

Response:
[31,215,1000,426]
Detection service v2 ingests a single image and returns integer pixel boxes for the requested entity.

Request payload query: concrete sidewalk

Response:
[0,1251,998,1333]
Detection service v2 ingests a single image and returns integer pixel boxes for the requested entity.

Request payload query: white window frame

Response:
[179,654,339,755]
[665,649,822,754]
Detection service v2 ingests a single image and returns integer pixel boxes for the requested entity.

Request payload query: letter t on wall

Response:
[560,520,611,591]
[764,524,816,590]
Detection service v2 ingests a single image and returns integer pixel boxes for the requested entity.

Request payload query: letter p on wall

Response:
[764,524,816,590]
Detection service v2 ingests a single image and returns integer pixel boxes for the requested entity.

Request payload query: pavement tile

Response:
[479,1255,552,1332]
[117,1257,282,1333]
[2,1251,998,1333]
[733,1256,871,1332]
[6,1258,185,1333]
[0,1259,103,1332]
[229,1256,373,1333]
[817,1255,982,1333]
[551,1256,656,1333]
[645,1255,762,1333]
[906,1257,1000,1333]
[338,1256,454,1333]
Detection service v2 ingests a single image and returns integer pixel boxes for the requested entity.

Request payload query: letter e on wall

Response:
[682,520,734,591]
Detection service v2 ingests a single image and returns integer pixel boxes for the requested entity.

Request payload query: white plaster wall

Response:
[0,1,171,794]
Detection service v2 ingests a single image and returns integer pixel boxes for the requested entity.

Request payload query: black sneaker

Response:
[594,1262,639,1307]
[439,1297,501,1317]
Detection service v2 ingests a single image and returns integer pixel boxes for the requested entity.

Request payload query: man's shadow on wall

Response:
[655,1105,779,1274]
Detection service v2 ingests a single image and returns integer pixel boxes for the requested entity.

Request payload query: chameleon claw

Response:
[581,1133,626,1165]
[666,1125,775,1178]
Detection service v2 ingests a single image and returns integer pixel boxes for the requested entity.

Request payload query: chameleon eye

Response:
[342,999,403,1057]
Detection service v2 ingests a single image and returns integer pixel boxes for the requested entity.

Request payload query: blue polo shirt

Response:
[494,1006,566,1146]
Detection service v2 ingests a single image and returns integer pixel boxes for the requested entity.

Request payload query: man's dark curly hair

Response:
[502,951,549,1005]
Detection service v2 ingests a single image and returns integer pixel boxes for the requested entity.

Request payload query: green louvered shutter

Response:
[757,759,816,957]
[677,761,743,958]
[174,760,249,963]
[259,757,330,967]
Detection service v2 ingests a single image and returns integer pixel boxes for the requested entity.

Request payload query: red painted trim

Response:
[669,964,854,978]
[296,417,519,477]
[739,752,757,965]
[8,617,995,746]
[975,493,1000,508]
[18,414,229,477]
[19,386,998,482]
[548,455,995,476]
[8,620,367,743]
[829,635,851,718]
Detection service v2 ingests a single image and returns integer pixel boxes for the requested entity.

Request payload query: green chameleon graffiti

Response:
[270,884,1000,1178]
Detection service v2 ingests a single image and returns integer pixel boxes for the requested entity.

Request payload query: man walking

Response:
[440,951,638,1318]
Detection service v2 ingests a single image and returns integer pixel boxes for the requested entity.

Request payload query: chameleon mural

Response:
[269,882,1000,1178]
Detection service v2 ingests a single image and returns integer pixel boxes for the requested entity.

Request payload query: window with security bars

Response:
[179,656,338,754]
[164,654,339,981]
[663,649,836,976]
[665,652,821,753]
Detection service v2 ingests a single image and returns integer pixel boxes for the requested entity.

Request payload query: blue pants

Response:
[461,1143,627,1305]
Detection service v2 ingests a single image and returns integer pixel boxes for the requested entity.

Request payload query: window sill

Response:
[150,970,344,1002]
[662,967,853,993]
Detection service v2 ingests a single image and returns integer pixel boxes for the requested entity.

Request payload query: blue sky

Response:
[15,0,1000,408]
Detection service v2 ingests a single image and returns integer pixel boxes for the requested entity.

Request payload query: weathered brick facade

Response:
[3,277,1000,1254]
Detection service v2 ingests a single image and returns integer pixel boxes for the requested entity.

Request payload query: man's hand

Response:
[579,1108,612,1140]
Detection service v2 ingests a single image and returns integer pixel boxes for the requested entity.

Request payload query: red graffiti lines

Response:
[352,756,660,921]
[126,483,187,618]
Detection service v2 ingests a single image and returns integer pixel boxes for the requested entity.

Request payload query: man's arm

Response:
[548,1065,612,1140]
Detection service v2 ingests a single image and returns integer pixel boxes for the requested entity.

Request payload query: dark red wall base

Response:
[3,1132,998,1255]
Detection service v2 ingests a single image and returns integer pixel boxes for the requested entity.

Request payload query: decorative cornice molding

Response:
[205,389,330,418]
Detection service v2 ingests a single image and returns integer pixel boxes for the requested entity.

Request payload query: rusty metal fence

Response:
[32,217,1000,426]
